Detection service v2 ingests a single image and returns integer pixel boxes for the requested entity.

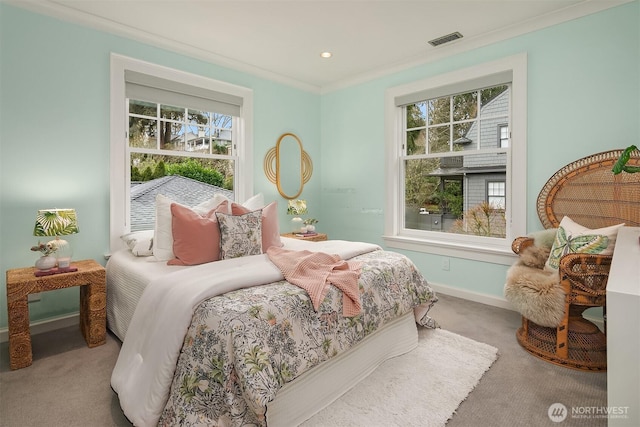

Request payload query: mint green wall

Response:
[0,4,320,328]
[1,3,638,329]
[319,2,639,297]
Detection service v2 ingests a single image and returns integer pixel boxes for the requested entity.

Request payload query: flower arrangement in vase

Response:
[303,218,319,233]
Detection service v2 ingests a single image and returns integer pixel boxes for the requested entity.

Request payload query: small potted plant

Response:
[612,145,639,174]
[612,145,639,246]
[303,218,319,232]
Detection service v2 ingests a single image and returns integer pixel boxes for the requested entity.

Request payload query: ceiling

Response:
[9,0,631,92]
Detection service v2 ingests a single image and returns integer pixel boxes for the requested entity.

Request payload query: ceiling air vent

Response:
[428,31,463,47]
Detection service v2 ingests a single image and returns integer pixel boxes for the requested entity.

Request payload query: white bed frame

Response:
[107,247,420,425]
[267,312,418,425]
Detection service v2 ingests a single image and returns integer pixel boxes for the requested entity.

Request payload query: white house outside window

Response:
[110,54,253,251]
[384,54,527,264]
[126,97,237,231]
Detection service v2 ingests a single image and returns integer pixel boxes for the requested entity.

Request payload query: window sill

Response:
[382,234,517,265]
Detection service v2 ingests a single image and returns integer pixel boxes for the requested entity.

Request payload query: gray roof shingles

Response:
[130,175,234,231]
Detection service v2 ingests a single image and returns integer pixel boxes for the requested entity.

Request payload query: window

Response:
[384,54,527,264]
[487,181,506,209]
[498,124,509,147]
[127,98,236,232]
[110,54,253,251]
[403,83,509,236]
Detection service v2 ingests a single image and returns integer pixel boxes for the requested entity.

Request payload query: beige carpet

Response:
[2,294,606,426]
[302,327,498,427]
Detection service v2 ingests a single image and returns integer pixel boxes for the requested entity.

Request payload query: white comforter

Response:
[111,239,380,427]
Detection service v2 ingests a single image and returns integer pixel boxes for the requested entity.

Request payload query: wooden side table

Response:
[281,232,328,242]
[5,259,106,370]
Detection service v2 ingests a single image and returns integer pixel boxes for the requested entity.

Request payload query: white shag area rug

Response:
[301,328,499,427]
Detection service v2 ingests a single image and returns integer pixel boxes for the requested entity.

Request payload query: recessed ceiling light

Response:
[320,51,333,59]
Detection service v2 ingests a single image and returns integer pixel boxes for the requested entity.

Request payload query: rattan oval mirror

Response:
[264,133,313,199]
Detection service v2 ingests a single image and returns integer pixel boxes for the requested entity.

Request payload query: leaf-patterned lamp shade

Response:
[33,209,79,237]
[287,199,307,216]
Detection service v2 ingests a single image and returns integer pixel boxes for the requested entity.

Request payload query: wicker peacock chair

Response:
[507,148,640,371]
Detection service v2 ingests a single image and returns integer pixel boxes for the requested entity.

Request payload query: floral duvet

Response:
[158,250,437,426]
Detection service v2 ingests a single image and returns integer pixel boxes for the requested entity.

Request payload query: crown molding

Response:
[4,0,322,94]
[322,0,633,93]
[5,0,633,95]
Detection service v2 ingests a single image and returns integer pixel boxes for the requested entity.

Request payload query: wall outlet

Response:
[441,257,450,271]
[28,293,41,303]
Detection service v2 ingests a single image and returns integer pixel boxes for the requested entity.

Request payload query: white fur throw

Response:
[504,245,566,328]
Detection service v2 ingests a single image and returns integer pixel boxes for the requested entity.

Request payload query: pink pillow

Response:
[168,201,228,266]
[231,201,283,251]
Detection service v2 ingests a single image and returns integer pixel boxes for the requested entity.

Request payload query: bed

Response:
[108,235,437,427]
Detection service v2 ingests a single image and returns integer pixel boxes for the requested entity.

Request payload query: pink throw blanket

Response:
[266,247,362,316]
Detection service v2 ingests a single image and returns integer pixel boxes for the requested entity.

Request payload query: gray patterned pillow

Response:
[215,210,263,259]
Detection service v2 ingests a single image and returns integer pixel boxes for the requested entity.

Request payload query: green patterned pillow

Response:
[215,210,263,260]
[545,216,624,271]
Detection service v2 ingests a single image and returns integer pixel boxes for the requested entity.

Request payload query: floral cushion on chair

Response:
[545,216,624,271]
[216,210,263,260]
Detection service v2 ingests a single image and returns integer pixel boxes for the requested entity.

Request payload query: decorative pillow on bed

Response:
[216,210,263,259]
[153,194,229,261]
[191,194,232,216]
[241,193,265,211]
[231,201,283,250]
[120,230,154,257]
[545,216,624,271]
[168,202,229,266]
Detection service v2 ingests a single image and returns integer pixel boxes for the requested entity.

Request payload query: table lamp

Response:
[33,209,79,268]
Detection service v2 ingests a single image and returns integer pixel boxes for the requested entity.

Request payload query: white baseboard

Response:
[431,282,605,331]
[430,282,516,311]
[0,313,79,343]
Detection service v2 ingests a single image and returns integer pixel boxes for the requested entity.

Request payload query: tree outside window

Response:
[403,84,509,237]
[127,100,237,231]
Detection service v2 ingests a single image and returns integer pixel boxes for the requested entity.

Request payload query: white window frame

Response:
[109,53,253,252]
[383,54,527,265]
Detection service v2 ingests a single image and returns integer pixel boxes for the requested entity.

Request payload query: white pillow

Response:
[545,216,624,271]
[241,193,265,211]
[153,193,230,261]
[192,194,231,216]
[190,193,263,215]
[120,230,154,257]
[153,194,182,261]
